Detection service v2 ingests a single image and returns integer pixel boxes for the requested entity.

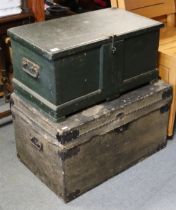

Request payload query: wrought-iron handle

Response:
[31,137,43,151]
[22,57,40,79]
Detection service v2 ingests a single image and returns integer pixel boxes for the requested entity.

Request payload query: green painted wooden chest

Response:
[8,8,163,121]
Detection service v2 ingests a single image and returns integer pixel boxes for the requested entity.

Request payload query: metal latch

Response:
[111,35,117,54]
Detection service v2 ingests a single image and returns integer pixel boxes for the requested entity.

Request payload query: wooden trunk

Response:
[11,80,171,202]
[8,8,162,121]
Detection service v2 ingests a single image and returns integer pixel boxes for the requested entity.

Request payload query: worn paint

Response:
[8,9,162,121]
[12,80,171,202]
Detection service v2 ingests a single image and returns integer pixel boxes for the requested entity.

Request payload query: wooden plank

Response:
[160,48,176,55]
[159,63,176,137]
[158,53,176,137]
[159,41,176,50]
[160,41,176,49]
[167,13,176,27]
[117,0,176,18]
[160,43,176,55]
[159,51,176,67]
[132,3,175,18]
[0,12,34,24]
[0,110,11,119]
[160,36,176,44]
[160,40,176,47]
[119,0,164,10]
[28,0,45,22]
[162,49,176,57]
[167,67,176,136]
[160,28,176,41]
[111,0,118,8]
[159,64,169,82]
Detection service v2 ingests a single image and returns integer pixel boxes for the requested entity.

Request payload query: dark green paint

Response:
[9,8,162,121]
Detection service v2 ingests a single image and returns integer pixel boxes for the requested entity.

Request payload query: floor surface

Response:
[1,116,176,210]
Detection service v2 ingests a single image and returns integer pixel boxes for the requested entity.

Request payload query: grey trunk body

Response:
[11,80,172,202]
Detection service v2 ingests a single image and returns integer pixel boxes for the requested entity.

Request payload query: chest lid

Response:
[8,8,163,60]
[11,80,172,149]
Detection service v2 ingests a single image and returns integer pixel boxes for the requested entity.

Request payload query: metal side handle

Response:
[31,137,43,151]
[22,57,40,79]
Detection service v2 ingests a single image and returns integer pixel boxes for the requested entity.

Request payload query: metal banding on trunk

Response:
[11,80,172,147]
[11,80,171,202]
